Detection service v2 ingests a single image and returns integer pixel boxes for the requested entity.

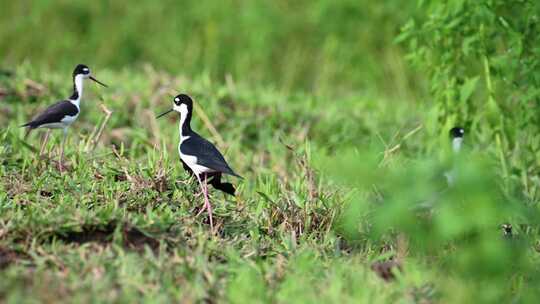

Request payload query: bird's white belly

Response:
[38,122,66,129]
[178,144,215,176]
[38,114,78,129]
[61,114,79,125]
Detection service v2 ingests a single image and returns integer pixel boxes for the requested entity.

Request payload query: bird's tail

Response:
[208,175,236,196]
[22,124,33,140]
[227,168,243,179]
[211,181,236,196]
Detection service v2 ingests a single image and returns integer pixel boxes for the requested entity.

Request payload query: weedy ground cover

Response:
[1,65,538,302]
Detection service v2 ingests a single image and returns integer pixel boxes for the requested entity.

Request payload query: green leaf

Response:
[460,76,480,104]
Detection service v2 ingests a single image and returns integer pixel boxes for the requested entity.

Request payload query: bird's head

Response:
[172,94,193,113]
[73,64,107,87]
[449,127,465,139]
[156,94,193,119]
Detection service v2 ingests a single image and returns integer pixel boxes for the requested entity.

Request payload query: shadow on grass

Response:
[52,221,160,252]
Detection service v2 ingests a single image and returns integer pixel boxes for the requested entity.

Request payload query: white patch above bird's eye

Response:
[175,97,180,102]
[83,68,89,72]
[460,129,464,134]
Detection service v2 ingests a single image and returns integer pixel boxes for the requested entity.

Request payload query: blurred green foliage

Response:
[400,0,540,191]
[0,0,420,96]
[317,144,540,300]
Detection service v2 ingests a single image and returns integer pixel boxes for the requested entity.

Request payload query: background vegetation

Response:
[0,0,421,96]
[1,0,539,302]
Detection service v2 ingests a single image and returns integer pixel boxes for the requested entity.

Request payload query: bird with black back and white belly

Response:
[20,64,107,171]
[157,94,242,231]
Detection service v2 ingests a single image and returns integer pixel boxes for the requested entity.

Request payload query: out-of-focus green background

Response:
[0,0,419,96]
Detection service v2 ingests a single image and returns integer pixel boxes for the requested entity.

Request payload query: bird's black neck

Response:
[69,84,79,100]
[69,74,82,101]
[179,106,193,137]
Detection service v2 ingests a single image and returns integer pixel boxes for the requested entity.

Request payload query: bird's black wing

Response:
[180,134,242,178]
[21,100,78,128]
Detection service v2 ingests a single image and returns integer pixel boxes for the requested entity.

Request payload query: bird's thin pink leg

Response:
[196,174,214,231]
[39,130,51,158]
[203,173,214,231]
[196,175,207,216]
[58,128,68,173]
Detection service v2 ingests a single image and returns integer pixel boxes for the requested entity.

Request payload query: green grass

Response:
[2,1,540,302]
[1,64,539,303]
[0,1,421,97]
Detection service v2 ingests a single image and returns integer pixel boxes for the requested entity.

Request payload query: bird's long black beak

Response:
[89,76,108,87]
[156,109,173,119]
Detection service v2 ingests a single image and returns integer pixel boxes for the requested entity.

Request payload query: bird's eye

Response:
[174,97,180,104]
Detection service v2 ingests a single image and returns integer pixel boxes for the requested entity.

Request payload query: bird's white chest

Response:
[61,112,79,125]
[178,136,214,176]
[58,100,80,127]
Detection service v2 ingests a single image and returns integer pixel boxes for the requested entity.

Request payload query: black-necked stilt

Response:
[445,126,464,185]
[21,64,107,171]
[449,126,465,153]
[414,126,467,211]
[157,94,241,230]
